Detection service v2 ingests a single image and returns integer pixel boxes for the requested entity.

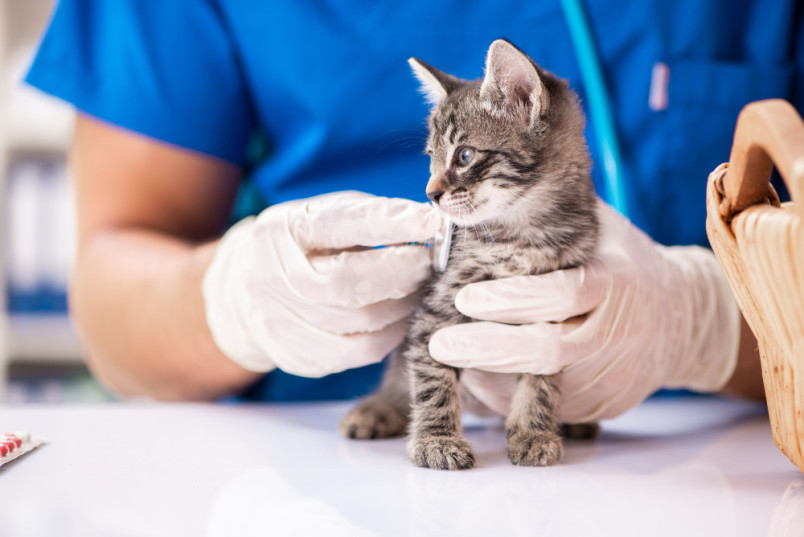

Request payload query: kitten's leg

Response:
[505,373,563,466]
[406,337,475,470]
[561,422,600,439]
[338,348,410,440]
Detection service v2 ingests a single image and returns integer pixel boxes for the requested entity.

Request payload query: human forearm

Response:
[717,315,765,401]
[70,228,261,400]
[67,115,256,400]
[68,116,442,398]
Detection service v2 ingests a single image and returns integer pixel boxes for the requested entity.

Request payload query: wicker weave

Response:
[706,99,804,473]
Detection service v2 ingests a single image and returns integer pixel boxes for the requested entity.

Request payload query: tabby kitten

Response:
[339,39,599,470]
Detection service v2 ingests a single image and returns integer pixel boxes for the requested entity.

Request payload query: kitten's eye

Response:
[457,147,476,167]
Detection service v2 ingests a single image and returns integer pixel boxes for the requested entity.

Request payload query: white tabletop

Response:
[1,396,802,537]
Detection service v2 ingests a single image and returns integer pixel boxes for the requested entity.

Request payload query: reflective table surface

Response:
[1,396,802,536]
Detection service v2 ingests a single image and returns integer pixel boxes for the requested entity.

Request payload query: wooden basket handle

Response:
[717,99,804,220]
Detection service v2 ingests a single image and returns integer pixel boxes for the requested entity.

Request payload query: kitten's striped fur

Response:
[340,40,599,469]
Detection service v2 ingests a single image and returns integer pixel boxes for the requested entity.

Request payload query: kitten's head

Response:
[410,39,593,228]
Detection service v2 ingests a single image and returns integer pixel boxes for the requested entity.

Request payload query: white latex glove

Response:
[430,200,741,423]
[203,191,443,377]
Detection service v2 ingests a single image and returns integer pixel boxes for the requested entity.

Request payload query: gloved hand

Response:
[202,191,443,377]
[430,200,741,423]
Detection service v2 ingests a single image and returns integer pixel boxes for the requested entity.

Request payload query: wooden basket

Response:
[706,99,804,473]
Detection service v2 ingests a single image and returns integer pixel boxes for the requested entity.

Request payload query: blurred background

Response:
[1,0,112,404]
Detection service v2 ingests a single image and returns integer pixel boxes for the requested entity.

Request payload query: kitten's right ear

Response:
[408,58,461,107]
[480,39,549,126]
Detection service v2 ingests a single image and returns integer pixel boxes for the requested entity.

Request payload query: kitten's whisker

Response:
[460,225,470,265]
[478,215,494,244]
[468,201,495,244]
[374,135,429,155]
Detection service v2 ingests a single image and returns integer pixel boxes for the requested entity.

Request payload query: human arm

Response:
[69,114,260,400]
[70,115,443,400]
[717,316,764,401]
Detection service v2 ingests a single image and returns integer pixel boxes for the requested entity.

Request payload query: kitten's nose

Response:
[426,174,448,204]
[427,189,445,204]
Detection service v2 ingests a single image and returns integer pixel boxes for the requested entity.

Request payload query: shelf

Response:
[5,313,84,363]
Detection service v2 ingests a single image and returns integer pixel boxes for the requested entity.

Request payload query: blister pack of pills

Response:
[0,432,44,468]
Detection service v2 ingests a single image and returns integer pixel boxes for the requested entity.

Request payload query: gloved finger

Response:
[428,319,592,374]
[261,317,410,378]
[276,289,425,336]
[298,244,434,307]
[558,374,655,423]
[555,332,663,423]
[453,262,609,324]
[288,194,445,250]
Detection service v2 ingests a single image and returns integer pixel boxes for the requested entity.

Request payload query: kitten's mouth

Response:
[438,196,487,219]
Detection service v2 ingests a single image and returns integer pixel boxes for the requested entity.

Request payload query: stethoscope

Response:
[433,0,629,272]
[560,0,630,218]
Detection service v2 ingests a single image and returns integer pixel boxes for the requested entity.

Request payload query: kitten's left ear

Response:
[480,39,549,126]
[409,58,462,107]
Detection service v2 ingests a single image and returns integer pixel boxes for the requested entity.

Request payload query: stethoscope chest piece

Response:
[431,215,453,273]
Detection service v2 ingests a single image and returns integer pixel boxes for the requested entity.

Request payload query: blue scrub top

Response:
[27,0,804,401]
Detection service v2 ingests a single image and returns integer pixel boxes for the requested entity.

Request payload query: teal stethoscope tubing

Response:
[559,0,630,218]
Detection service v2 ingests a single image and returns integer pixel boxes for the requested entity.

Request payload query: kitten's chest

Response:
[424,235,556,314]
[450,234,560,281]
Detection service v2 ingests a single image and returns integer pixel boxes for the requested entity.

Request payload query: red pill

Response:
[3,435,22,448]
[2,441,15,453]
[0,444,8,457]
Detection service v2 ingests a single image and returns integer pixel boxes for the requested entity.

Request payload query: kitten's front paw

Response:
[506,429,563,467]
[407,435,475,470]
[339,399,408,440]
